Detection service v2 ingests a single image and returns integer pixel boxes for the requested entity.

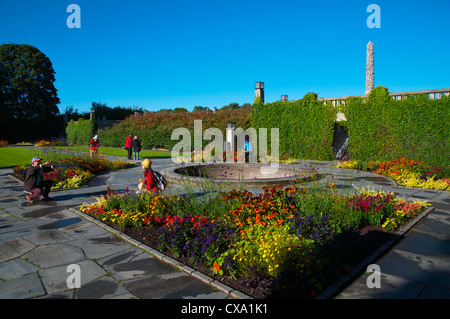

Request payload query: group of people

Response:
[22,133,253,203]
[89,133,143,161]
[23,134,157,203]
[124,134,141,160]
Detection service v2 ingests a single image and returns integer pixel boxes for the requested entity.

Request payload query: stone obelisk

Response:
[365,41,374,95]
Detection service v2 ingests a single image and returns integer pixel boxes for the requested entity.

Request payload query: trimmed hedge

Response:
[65,118,94,145]
[98,107,252,150]
[252,93,337,160]
[343,86,450,169]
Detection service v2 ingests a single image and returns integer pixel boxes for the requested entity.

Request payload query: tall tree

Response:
[0,43,60,142]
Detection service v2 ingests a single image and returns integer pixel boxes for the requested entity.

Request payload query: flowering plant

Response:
[80,181,430,298]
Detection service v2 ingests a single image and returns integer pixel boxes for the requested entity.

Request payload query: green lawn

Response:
[52,145,172,158]
[0,146,172,169]
[0,147,56,168]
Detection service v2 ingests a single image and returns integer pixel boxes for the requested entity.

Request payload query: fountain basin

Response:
[162,163,309,188]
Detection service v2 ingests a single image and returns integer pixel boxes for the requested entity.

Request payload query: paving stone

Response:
[0,237,36,262]
[0,226,40,242]
[23,229,73,245]
[376,249,450,288]
[69,233,134,259]
[58,221,109,239]
[0,272,46,299]
[107,257,177,281]
[123,272,215,299]
[22,243,85,269]
[394,231,450,261]
[97,247,146,266]
[75,276,130,299]
[39,260,107,295]
[38,291,74,299]
[335,272,426,299]
[0,218,44,235]
[412,210,450,237]
[0,258,40,281]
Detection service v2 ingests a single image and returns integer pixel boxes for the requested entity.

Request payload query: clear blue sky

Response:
[1,0,449,113]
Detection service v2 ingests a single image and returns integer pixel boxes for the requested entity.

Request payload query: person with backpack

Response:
[138,158,168,193]
[131,136,141,160]
[138,158,158,193]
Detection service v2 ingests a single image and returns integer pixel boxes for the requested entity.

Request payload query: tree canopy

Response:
[0,43,60,142]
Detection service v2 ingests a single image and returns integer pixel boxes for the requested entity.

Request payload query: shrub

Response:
[343,86,450,169]
[65,118,94,145]
[252,93,337,160]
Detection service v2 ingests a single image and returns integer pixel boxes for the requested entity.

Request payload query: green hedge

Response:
[98,108,252,150]
[65,118,94,145]
[343,86,450,168]
[252,93,337,160]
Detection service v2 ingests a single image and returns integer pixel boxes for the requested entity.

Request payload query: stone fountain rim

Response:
[161,162,309,188]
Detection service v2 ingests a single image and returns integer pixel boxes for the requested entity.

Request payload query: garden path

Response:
[0,155,449,300]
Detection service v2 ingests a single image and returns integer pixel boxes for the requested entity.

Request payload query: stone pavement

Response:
[0,155,449,299]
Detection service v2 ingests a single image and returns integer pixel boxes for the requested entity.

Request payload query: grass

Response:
[0,147,40,168]
[0,145,171,169]
[52,145,172,158]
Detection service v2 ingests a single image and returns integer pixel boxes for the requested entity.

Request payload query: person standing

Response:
[89,135,100,159]
[132,136,141,160]
[24,157,55,202]
[244,136,253,163]
[124,134,133,160]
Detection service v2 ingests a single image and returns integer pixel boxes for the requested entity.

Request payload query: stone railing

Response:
[318,88,450,106]
[317,88,450,121]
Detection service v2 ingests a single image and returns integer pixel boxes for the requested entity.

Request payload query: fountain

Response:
[162,162,317,188]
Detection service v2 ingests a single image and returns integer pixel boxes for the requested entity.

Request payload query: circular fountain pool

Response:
[162,163,307,188]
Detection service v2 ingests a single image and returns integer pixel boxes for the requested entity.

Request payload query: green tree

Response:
[0,43,61,142]
[91,101,143,120]
[193,105,210,112]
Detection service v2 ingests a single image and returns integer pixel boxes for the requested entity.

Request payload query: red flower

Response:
[214,262,220,272]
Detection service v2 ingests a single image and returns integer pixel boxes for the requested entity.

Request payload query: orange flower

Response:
[214,262,220,272]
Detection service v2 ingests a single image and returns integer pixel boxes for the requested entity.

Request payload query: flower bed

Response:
[11,156,134,189]
[336,157,450,191]
[79,184,430,298]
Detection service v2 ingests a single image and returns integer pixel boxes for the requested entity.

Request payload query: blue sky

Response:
[1,0,449,113]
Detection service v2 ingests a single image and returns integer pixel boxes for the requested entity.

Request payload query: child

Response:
[138,159,158,192]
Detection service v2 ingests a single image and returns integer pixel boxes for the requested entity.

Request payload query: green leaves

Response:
[252,93,336,161]
[0,44,61,142]
[346,86,450,169]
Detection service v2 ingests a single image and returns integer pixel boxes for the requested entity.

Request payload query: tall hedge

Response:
[343,86,450,168]
[65,118,94,145]
[98,107,252,149]
[252,93,337,160]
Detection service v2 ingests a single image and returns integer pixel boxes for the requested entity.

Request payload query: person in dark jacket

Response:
[131,136,141,160]
[24,157,55,202]
[124,134,133,160]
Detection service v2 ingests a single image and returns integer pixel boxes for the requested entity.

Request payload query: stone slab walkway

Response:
[1,153,449,299]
